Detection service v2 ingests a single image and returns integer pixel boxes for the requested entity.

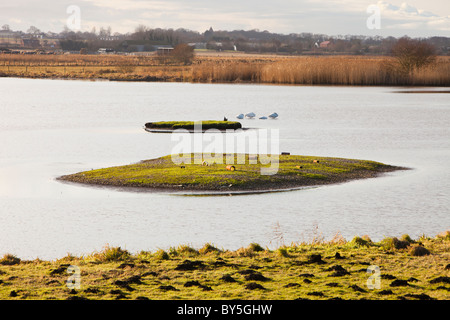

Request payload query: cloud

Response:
[377,1,436,18]
[0,0,448,36]
[377,1,450,32]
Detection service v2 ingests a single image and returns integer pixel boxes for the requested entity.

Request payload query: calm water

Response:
[0,78,449,260]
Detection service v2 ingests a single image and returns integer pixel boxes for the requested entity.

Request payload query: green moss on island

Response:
[144,120,243,131]
[58,153,405,192]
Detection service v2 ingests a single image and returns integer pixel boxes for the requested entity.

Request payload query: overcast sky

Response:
[1,0,449,37]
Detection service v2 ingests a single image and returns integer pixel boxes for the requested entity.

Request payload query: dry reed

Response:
[0,53,448,86]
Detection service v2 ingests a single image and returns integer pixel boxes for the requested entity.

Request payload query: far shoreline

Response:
[1,74,450,88]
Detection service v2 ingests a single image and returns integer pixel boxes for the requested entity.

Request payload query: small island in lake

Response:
[144,120,243,133]
[58,153,406,193]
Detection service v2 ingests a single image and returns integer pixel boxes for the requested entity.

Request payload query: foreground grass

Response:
[58,153,403,192]
[0,232,449,300]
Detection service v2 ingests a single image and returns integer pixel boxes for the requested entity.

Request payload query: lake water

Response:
[0,78,449,260]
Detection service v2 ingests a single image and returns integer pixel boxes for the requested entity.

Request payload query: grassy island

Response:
[58,153,404,192]
[0,231,448,300]
[144,120,243,132]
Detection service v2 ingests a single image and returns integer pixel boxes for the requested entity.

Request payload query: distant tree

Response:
[171,43,195,65]
[391,37,437,74]
[27,26,41,34]
[2,24,10,31]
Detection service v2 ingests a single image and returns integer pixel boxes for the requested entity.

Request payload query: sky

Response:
[1,0,449,37]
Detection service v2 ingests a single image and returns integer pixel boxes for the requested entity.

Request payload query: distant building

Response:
[156,46,174,55]
[0,30,23,48]
[188,42,206,49]
[319,41,331,48]
[22,38,41,49]
[98,48,114,54]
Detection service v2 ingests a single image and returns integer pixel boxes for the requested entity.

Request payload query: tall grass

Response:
[192,56,450,86]
[0,53,448,86]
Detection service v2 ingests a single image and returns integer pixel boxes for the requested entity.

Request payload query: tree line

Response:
[2,24,449,56]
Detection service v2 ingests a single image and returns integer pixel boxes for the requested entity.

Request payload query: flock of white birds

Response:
[235,112,278,120]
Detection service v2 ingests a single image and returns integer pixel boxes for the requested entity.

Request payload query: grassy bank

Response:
[58,153,403,192]
[0,54,449,86]
[0,231,448,300]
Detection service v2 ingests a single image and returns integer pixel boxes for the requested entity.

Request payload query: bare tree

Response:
[171,44,195,65]
[391,37,437,74]
[27,26,41,35]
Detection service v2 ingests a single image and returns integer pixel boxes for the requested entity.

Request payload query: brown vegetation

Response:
[0,52,448,86]
[391,37,437,74]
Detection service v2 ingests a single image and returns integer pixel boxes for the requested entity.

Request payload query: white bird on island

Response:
[236,113,244,119]
[245,112,256,119]
[268,112,278,119]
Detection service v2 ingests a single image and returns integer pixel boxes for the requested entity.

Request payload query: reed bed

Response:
[192,56,450,86]
[0,53,157,67]
[0,53,448,86]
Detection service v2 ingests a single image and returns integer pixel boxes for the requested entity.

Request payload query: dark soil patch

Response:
[409,245,431,256]
[307,291,325,297]
[49,265,69,276]
[124,275,142,284]
[403,293,435,300]
[349,284,366,293]
[307,254,326,264]
[175,260,206,271]
[183,280,213,291]
[237,269,259,275]
[429,276,450,284]
[436,286,450,291]
[284,283,301,288]
[334,252,345,259]
[407,277,419,282]
[244,272,271,282]
[184,280,202,287]
[390,279,410,287]
[158,285,179,291]
[299,273,315,278]
[244,282,265,290]
[326,282,340,287]
[113,280,135,291]
[378,289,394,295]
[66,295,89,300]
[326,265,350,276]
[84,287,102,294]
[220,274,237,283]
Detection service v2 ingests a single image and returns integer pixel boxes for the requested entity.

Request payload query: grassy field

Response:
[0,231,448,300]
[58,153,403,192]
[0,53,449,86]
